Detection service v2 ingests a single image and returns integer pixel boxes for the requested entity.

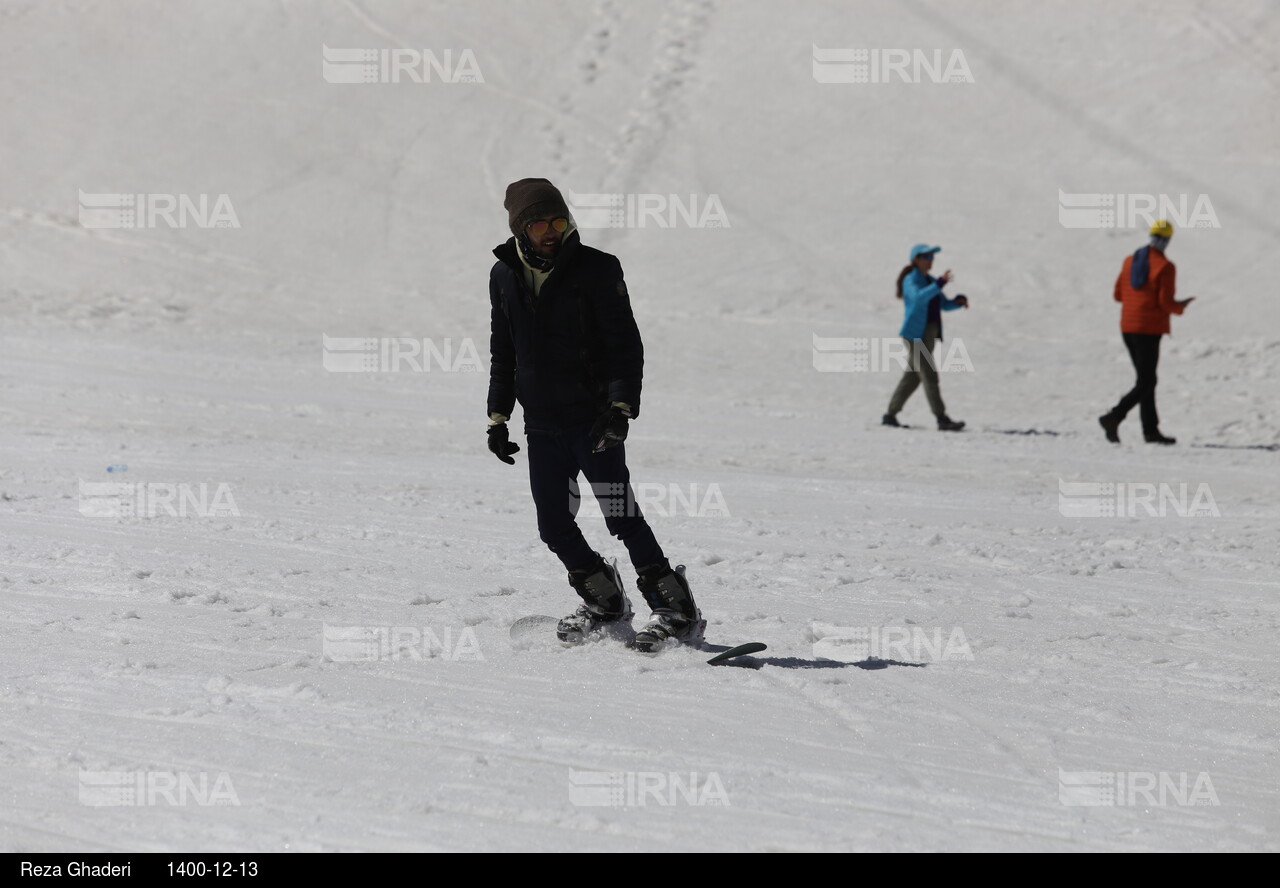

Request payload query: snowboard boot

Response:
[557,556,633,644]
[1144,431,1176,445]
[633,561,706,653]
[882,413,902,428]
[937,416,966,432]
[1099,414,1121,444]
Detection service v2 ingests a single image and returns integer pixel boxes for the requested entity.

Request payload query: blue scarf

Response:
[1130,246,1151,288]
[1131,238,1170,288]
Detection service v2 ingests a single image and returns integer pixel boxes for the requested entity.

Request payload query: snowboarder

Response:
[485,178,703,651]
[882,244,969,431]
[1098,220,1195,445]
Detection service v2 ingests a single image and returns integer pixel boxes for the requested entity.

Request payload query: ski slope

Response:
[1,0,1278,852]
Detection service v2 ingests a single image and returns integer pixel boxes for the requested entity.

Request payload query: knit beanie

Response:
[504,178,570,237]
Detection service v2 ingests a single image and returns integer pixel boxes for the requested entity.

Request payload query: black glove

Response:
[589,405,631,453]
[487,423,520,465]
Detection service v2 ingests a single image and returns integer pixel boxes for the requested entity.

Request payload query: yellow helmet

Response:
[1150,219,1174,238]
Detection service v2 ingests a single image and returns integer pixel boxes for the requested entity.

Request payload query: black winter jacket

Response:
[487,230,644,431]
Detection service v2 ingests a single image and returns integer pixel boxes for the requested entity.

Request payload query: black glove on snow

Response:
[487,423,520,465]
[589,405,631,453]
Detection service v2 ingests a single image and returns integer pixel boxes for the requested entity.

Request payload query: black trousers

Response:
[526,424,665,574]
[1110,333,1162,434]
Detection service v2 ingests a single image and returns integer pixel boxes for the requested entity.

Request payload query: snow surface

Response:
[2,0,1278,852]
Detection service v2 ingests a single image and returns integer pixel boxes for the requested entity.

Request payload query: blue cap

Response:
[910,244,942,261]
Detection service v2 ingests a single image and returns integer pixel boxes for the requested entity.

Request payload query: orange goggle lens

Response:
[527,217,569,237]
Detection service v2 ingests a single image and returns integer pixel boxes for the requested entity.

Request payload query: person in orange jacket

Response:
[1099,220,1195,445]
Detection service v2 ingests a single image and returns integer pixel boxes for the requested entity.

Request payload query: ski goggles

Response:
[526,217,569,237]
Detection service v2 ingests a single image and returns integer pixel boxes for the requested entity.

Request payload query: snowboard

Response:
[508,614,766,665]
[509,564,766,665]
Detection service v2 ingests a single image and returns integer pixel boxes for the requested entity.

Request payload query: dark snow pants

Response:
[526,424,665,574]
[887,322,947,418]
[1109,332,1162,435]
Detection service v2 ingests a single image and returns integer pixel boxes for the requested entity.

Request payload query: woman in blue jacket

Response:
[882,244,968,431]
